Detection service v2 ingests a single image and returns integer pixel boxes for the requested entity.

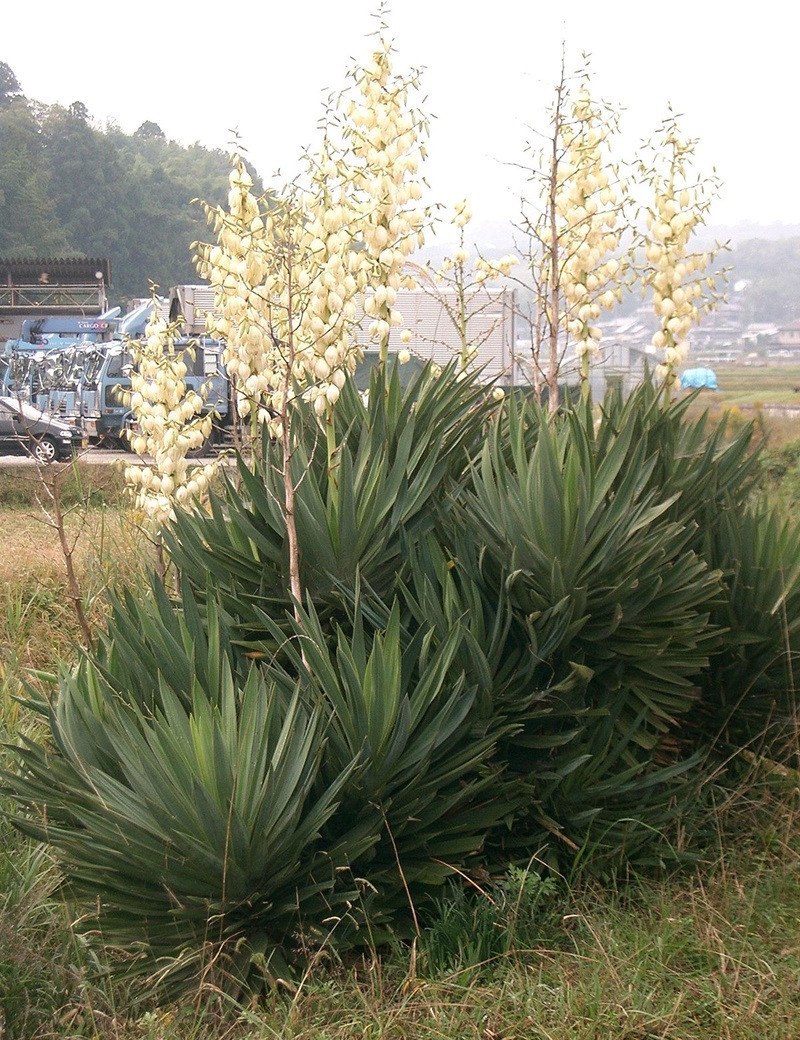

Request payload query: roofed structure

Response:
[0,257,111,344]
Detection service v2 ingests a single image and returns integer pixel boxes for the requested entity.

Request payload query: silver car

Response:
[0,396,81,463]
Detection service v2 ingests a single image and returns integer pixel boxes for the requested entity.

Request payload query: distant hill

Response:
[2,56,797,324]
[706,222,800,244]
[0,62,262,303]
[420,219,800,329]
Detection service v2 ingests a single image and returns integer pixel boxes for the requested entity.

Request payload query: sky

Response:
[3,1,798,245]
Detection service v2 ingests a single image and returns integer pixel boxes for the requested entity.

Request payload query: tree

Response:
[0,61,22,106]
[0,101,70,254]
[36,106,238,298]
[134,120,165,139]
[67,100,89,122]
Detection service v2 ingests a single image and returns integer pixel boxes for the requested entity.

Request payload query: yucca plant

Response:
[3,575,515,996]
[11,360,797,1006]
[2,364,510,1002]
[695,503,800,758]
[593,380,761,540]
[165,361,491,652]
[466,397,722,742]
[4,585,369,1000]
[595,383,800,764]
[251,591,514,936]
[459,395,723,866]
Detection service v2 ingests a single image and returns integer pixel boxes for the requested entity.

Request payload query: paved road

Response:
[0,447,223,468]
[0,448,132,467]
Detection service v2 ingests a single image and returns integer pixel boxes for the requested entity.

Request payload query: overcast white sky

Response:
[3,1,798,241]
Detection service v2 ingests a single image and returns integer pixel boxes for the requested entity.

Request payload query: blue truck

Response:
[87,336,230,447]
[1,285,427,451]
[0,293,235,447]
[0,301,175,441]
[1,314,119,402]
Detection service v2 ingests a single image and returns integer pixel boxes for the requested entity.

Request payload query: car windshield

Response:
[0,397,46,422]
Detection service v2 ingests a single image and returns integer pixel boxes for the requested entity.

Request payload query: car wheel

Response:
[32,435,59,464]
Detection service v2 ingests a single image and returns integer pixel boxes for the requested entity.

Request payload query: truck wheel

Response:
[32,435,59,464]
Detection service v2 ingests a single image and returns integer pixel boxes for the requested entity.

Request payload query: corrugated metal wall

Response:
[169,283,519,384]
[356,288,519,385]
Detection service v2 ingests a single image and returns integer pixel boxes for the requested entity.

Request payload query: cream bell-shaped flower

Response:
[540,73,629,391]
[195,32,433,455]
[640,112,726,390]
[339,33,429,361]
[123,310,218,530]
[197,150,366,436]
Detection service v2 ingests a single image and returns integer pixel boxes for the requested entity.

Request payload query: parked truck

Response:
[0,282,516,450]
[0,299,169,437]
[86,335,230,447]
[1,313,120,400]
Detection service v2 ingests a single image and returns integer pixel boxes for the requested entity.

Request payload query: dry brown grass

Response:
[0,501,153,718]
[0,505,137,589]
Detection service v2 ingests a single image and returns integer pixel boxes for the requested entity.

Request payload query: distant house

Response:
[586,316,651,396]
[742,323,778,353]
[770,319,800,363]
[360,287,520,385]
[776,319,800,347]
[167,283,522,385]
[516,317,650,398]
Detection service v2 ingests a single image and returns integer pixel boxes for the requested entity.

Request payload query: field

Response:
[675,365,800,451]
[1,439,800,1039]
[688,364,800,410]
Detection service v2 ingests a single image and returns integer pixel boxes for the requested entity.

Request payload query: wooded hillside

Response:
[0,61,262,302]
[1,59,798,325]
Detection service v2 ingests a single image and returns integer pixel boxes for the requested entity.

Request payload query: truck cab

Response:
[89,337,228,445]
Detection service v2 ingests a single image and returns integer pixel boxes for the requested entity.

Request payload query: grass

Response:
[679,365,800,449]
[708,364,800,406]
[0,501,149,727]
[0,457,799,1039]
[2,819,799,1039]
[96,800,800,1040]
[0,459,128,509]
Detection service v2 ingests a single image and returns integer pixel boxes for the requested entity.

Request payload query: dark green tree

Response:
[0,99,70,254]
[134,120,165,139]
[0,61,22,106]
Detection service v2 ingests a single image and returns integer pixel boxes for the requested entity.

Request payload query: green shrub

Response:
[7,364,800,1003]
[4,574,511,998]
[593,384,800,766]
[696,504,800,758]
[257,595,513,933]
[456,396,723,868]
[6,587,368,1000]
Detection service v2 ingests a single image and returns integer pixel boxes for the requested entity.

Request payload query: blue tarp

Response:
[680,367,718,390]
